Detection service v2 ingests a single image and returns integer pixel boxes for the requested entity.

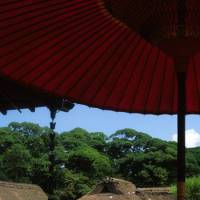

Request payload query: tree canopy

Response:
[0,122,199,200]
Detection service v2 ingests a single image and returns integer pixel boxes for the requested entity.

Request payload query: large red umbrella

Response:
[0,1,200,199]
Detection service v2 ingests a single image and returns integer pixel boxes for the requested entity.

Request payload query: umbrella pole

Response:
[177,72,186,200]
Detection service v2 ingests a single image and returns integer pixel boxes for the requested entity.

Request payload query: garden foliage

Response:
[0,122,200,199]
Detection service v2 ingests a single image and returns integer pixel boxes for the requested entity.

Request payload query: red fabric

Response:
[0,0,200,114]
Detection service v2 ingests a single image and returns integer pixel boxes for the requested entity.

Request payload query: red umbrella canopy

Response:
[0,0,200,114]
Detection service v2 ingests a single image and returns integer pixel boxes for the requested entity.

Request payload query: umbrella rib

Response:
[1,10,109,77]
[0,0,25,6]
[130,45,154,111]
[0,0,66,17]
[55,26,128,95]
[101,35,141,109]
[0,0,46,13]
[68,29,131,89]
[192,58,200,111]
[71,30,133,101]
[0,0,87,16]
[0,6,100,61]
[157,56,168,113]
[171,67,176,113]
[117,41,149,111]
[22,21,120,92]
[0,3,96,46]
[25,19,115,88]
[118,41,147,111]
[86,31,134,105]
[143,49,160,113]
[1,6,101,59]
[0,1,96,47]
[88,35,140,107]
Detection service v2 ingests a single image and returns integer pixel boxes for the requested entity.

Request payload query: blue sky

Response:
[1,104,200,146]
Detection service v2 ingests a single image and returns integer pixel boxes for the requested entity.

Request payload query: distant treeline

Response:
[0,122,200,200]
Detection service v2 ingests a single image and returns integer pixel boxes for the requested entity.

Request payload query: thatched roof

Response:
[0,181,48,200]
[79,193,140,200]
[90,178,136,195]
[78,178,139,200]
[78,178,175,200]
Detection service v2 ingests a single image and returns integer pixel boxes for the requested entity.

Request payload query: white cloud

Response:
[172,129,200,148]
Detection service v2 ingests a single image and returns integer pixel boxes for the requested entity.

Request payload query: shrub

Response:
[171,177,200,200]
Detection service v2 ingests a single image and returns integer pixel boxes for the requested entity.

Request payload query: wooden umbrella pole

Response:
[177,72,186,200]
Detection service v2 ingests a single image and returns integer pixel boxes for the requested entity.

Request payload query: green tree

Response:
[1,122,200,200]
[59,128,107,150]
[0,127,21,153]
[31,155,49,190]
[66,145,112,179]
[107,129,177,186]
[3,143,32,182]
[53,170,91,200]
